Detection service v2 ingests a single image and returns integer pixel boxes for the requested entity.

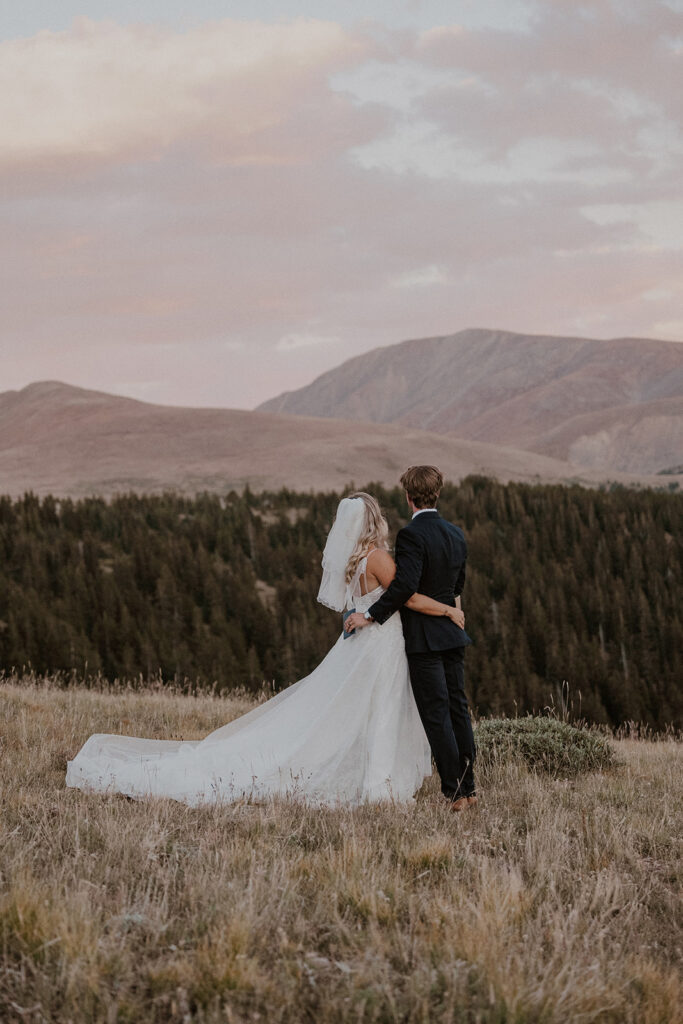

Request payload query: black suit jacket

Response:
[368,511,472,654]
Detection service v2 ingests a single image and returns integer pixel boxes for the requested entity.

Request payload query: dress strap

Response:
[345,560,363,608]
[362,548,377,583]
[345,551,374,606]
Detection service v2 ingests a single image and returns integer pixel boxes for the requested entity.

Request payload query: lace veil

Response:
[317,497,366,611]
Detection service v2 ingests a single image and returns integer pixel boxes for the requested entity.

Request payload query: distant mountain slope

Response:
[257,328,683,475]
[1,381,675,499]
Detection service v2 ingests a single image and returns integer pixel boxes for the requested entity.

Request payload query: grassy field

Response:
[0,677,681,1023]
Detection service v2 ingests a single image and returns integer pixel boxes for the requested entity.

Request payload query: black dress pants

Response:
[407,646,476,799]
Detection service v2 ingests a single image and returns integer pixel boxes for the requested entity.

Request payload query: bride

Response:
[66,493,464,806]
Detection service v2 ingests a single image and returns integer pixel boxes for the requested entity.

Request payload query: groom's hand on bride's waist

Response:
[345,612,371,633]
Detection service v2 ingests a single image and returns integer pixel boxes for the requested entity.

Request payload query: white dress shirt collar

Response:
[412,507,438,519]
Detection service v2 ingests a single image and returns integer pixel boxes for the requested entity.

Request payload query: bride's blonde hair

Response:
[344,492,389,583]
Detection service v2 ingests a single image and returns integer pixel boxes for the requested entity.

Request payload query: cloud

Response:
[391,264,448,288]
[413,0,683,184]
[276,333,338,351]
[0,17,374,168]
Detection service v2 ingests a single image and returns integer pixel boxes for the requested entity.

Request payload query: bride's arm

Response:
[368,550,465,628]
[406,592,464,627]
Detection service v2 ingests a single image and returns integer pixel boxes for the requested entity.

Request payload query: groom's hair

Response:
[400,465,443,508]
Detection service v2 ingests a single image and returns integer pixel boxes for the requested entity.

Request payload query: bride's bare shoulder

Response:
[367,547,395,566]
[367,548,396,585]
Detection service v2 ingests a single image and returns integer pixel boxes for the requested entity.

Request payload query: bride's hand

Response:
[447,607,465,629]
[345,612,370,633]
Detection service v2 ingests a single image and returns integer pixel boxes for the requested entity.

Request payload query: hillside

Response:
[1,678,680,1023]
[1,380,675,499]
[258,328,683,475]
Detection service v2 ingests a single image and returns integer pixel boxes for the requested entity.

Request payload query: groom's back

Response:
[410,513,466,602]
[401,511,470,653]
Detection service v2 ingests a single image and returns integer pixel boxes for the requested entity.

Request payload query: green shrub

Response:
[474,716,616,776]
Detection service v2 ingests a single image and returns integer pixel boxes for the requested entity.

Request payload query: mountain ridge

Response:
[257,328,683,475]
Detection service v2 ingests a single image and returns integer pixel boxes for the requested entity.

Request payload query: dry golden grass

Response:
[1,677,681,1023]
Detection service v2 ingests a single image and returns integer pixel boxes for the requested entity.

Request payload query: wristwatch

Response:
[363,611,372,620]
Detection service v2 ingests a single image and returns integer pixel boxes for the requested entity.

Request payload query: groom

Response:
[345,465,476,811]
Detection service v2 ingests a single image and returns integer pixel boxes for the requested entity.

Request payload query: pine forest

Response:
[0,479,680,729]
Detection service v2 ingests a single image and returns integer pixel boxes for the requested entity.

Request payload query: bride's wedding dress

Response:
[66,560,432,806]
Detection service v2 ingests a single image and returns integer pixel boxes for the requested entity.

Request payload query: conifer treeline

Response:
[0,479,680,727]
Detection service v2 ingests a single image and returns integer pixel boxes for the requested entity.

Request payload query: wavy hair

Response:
[344,492,389,583]
[400,464,443,508]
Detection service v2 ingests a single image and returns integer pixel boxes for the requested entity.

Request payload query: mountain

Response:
[258,328,683,475]
[1,381,676,499]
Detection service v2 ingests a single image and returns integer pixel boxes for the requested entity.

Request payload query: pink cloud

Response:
[0,18,375,168]
[417,0,683,149]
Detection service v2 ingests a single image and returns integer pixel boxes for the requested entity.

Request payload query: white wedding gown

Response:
[66,563,432,806]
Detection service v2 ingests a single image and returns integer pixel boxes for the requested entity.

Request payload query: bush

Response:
[474,716,616,776]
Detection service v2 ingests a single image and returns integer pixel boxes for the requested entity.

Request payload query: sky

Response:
[1,0,682,409]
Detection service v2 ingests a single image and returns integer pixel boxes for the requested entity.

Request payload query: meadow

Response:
[1,675,680,1023]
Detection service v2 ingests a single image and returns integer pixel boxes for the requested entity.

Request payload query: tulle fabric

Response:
[66,581,432,806]
[317,496,366,612]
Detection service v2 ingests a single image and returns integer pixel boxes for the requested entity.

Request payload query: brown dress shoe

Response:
[467,795,478,809]
[450,796,469,812]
